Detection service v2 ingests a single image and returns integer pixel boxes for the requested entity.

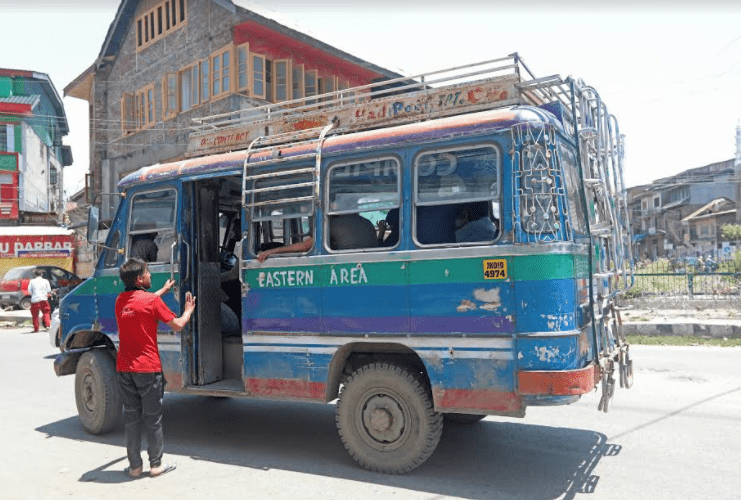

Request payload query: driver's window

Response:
[103,231,121,268]
[128,189,177,264]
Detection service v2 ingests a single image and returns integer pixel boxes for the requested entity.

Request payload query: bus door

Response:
[125,185,187,389]
[188,180,224,385]
[183,176,245,388]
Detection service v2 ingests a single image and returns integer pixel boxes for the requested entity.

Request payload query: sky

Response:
[3,0,741,198]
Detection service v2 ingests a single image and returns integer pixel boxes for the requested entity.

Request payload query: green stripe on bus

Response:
[246,254,580,289]
[509,254,576,281]
[81,271,174,294]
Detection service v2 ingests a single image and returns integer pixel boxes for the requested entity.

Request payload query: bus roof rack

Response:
[186,53,578,158]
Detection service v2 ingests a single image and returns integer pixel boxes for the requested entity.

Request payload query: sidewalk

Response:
[621,307,741,338]
[0,309,32,327]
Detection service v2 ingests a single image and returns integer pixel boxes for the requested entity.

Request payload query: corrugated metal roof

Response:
[681,197,735,222]
[662,197,689,210]
[0,95,40,107]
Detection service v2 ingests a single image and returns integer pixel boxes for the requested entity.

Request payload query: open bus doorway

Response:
[190,177,244,390]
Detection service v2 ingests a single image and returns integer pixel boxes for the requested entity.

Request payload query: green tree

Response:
[721,224,741,240]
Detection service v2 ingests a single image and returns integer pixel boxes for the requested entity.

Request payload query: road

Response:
[1,325,739,500]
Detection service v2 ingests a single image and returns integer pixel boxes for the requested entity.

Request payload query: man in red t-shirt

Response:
[116,258,196,479]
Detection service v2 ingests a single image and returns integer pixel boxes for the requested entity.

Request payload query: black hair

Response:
[34,269,44,277]
[119,257,147,289]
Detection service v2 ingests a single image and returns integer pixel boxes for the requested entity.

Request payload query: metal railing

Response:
[627,257,741,299]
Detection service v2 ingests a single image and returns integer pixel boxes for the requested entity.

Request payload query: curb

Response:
[0,313,32,327]
[623,322,741,339]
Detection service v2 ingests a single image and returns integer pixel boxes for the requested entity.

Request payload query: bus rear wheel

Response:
[336,362,442,474]
[75,350,122,434]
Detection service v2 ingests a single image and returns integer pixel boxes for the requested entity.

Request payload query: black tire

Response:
[75,350,122,434]
[19,297,31,310]
[336,362,443,474]
[443,413,486,424]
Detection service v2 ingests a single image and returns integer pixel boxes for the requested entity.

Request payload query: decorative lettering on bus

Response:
[483,259,507,280]
[329,265,368,286]
[257,269,314,288]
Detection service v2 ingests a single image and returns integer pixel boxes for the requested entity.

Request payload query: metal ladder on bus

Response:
[240,123,335,212]
[573,80,633,412]
[235,124,334,293]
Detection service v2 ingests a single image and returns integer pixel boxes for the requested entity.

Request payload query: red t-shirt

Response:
[115,290,176,373]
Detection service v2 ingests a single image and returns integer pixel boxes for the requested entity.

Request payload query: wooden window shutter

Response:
[121,93,136,135]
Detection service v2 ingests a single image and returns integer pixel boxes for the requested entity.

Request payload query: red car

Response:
[0,265,82,310]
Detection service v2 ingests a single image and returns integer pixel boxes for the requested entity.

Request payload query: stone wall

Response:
[92,0,249,208]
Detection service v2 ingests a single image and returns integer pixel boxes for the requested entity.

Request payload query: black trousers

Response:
[117,372,165,469]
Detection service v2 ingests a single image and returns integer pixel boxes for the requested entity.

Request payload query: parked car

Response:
[0,265,82,310]
[48,308,61,350]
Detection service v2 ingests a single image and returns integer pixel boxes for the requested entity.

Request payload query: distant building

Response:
[681,197,736,258]
[628,158,738,260]
[64,0,403,221]
[0,69,71,225]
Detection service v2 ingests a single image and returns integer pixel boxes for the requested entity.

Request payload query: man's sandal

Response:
[150,462,177,477]
[124,466,142,479]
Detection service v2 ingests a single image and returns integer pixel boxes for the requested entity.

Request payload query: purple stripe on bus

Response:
[410,315,514,334]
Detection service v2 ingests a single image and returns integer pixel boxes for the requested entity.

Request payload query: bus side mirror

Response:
[87,206,100,243]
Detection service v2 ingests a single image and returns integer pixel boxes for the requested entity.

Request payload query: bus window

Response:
[326,157,400,251]
[103,231,121,268]
[128,189,177,263]
[414,145,500,245]
[250,172,314,257]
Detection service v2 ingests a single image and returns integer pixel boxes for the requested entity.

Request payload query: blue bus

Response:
[55,55,633,473]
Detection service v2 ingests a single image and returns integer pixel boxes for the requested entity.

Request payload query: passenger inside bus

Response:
[454,202,498,243]
[218,213,242,337]
[130,223,158,262]
[377,208,399,247]
[416,202,497,245]
[255,212,379,261]
[256,237,312,262]
[416,204,459,244]
[329,213,378,250]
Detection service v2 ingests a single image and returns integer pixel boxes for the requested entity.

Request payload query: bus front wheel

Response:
[336,362,443,474]
[75,350,122,434]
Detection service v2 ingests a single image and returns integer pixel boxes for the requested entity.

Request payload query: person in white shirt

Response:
[28,269,52,332]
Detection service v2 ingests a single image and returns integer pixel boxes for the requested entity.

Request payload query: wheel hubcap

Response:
[82,373,96,414]
[358,391,409,451]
